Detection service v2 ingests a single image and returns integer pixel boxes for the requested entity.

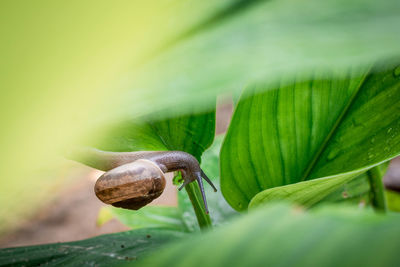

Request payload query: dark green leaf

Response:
[0,228,185,267]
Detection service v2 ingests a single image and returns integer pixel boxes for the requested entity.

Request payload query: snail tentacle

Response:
[196,172,209,214]
[201,169,217,192]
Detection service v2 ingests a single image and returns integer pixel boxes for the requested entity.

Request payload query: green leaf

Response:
[318,173,371,205]
[136,203,400,267]
[92,107,215,160]
[221,63,400,210]
[0,228,185,267]
[249,172,363,209]
[249,163,390,210]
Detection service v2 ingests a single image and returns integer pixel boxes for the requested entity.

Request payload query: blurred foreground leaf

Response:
[126,0,400,117]
[3,203,400,266]
[137,203,400,267]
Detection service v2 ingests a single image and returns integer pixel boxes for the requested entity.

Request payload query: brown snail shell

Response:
[94,159,166,210]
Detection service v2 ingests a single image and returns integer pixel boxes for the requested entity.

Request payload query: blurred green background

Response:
[1,0,400,236]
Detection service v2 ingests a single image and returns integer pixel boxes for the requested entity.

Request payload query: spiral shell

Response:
[94,159,166,210]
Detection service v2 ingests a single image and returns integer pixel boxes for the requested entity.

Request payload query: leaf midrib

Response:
[300,70,371,181]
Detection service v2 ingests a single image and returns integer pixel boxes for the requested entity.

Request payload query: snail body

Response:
[74,148,217,213]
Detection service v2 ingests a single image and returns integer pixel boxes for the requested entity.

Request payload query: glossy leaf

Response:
[221,63,400,210]
[0,228,185,267]
[136,203,400,267]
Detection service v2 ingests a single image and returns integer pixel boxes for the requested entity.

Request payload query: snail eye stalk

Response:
[196,174,209,214]
[201,169,217,192]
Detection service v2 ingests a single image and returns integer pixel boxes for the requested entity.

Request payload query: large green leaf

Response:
[136,203,400,267]
[221,63,400,210]
[0,228,185,267]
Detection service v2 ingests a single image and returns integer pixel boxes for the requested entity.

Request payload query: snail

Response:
[71,148,217,213]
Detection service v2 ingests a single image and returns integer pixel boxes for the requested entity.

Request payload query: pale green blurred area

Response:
[0,0,234,232]
[1,0,400,233]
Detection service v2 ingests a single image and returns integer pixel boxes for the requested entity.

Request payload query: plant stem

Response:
[367,166,387,212]
[185,182,212,230]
